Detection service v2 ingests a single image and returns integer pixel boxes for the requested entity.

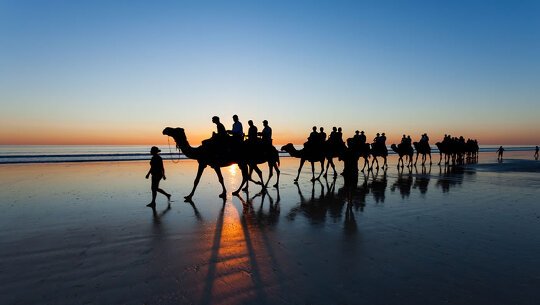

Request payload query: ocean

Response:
[0,144,535,164]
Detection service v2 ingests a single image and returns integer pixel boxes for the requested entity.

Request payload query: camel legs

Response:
[244,165,264,192]
[328,158,337,177]
[185,163,207,201]
[294,159,306,182]
[361,157,369,172]
[213,167,227,198]
[266,162,280,188]
[323,157,337,178]
[314,160,325,181]
[233,164,249,196]
[371,156,379,170]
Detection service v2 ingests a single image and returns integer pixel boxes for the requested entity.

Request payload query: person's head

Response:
[263,120,268,126]
[212,116,220,123]
[233,114,238,122]
[355,130,359,135]
[312,126,317,131]
[320,127,324,132]
[382,133,385,136]
[403,134,406,138]
[248,120,253,126]
[338,127,342,132]
[407,135,411,139]
[376,133,380,136]
[361,131,364,134]
[150,146,161,155]
[333,127,337,132]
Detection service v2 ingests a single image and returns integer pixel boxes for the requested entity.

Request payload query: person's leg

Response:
[148,176,160,206]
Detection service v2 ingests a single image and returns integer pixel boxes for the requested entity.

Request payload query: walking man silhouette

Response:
[146,146,171,207]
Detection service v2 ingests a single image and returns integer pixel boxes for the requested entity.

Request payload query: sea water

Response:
[0,144,535,164]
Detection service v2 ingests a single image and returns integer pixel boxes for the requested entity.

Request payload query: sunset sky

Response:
[1,0,539,145]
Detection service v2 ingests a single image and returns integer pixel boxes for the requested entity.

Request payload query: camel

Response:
[390,144,414,168]
[435,142,451,165]
[369,143,388,170]
[281,143,326,182]
[436,137,479,166]
[346,140,371,172]
[412,141,432,166]
[243,141,281,189]
[323,141,343,178]
[163,127,265,200]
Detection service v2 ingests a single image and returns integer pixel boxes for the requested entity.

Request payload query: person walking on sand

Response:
[496,146,504,161]
[146,146,171,207]
[535,146,539,160]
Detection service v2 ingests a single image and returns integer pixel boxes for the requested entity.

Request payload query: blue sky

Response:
[1,0,539,144]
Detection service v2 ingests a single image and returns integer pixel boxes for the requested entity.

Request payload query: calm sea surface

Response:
[0,144,535,164]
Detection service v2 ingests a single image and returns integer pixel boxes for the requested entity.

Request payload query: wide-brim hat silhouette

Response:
[150,146,161,153]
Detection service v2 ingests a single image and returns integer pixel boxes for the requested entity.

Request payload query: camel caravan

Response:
[163,115,479,200]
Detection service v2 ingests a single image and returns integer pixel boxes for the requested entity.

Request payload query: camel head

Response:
[280,143,295,152]
[163,127,186,143]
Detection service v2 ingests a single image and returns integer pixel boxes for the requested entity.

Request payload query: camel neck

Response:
[174,134,198,159]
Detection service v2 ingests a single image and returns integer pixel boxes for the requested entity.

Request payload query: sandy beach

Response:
[1,151,540,305]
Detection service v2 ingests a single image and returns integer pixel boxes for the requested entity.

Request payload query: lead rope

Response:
[168,136,181,163]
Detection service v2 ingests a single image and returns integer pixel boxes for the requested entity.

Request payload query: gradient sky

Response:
[1,0,539,145]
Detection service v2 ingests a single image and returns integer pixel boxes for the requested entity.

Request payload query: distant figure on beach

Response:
[497,146,504,161]
[228,114,244,142]
[535,146,539,160]
[260,120,272,145]
[145,146,171,207]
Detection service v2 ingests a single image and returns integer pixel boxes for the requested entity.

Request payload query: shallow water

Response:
[1,152,539,305]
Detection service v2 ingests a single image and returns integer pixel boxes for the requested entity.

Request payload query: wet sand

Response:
[1,152,540,305]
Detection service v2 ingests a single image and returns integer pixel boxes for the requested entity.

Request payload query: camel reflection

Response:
[436,165,466,193]
[369,168,388,203]
[391,166,413,199]
[413,165,431,195]
[237,189,281,228]
[287,173,370,229]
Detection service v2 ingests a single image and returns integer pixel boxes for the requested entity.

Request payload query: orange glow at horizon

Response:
[0,124,538,146]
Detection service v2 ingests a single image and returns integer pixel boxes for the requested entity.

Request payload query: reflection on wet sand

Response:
[197,190,288,305]
[391,167,413,199]
[286,163,480,226]
[413,165,431,195]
